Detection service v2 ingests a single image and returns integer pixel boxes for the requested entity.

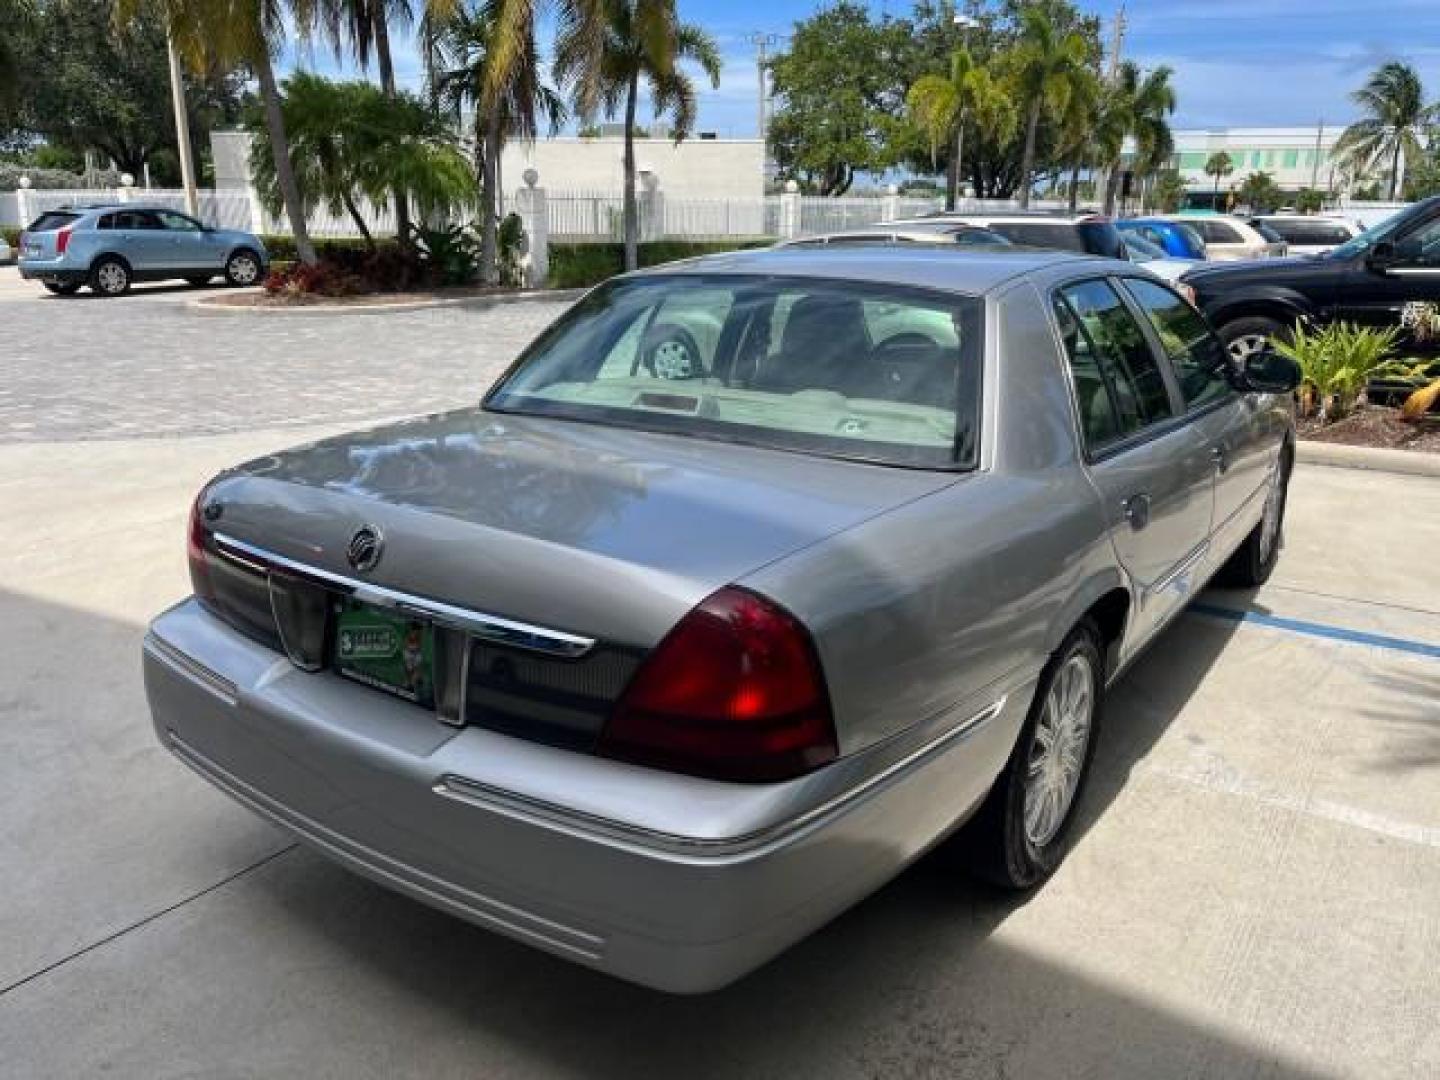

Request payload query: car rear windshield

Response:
[984,219,1125,258]
[486,274,983,469]
[25,212,79,232]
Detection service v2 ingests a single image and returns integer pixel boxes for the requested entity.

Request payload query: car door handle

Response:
[1122,493,1151,530]
[1211,445,1229,473]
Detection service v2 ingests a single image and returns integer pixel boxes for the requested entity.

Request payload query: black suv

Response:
[1184,195,1440,361]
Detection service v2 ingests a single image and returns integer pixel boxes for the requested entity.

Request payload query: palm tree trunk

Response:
[342,190,376,252]
[1019,99,1041,209]
[372,5,412,245]
[1390,141,1403,201]
[1103,160,1121,216]
[480,107,502,285]
[1067,162,1081,213]
[945,145,958,212]
[622,71,640,272]
[253,51,316,265]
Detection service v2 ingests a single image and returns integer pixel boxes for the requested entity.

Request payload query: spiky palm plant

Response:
[1008,5,1089,209]
[1333,62,1437,201]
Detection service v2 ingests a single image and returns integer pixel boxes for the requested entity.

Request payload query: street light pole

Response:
[952,7,980,209]
[166,29,199,217]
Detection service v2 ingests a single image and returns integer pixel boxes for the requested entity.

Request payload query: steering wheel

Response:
[641,324,704,380]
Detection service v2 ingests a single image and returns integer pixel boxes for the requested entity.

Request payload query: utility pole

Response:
[747,33,780,142]
[165,30,199,217]
[951,4,981,210]
[1311,118,1324,192]
[1099,2,1127,213]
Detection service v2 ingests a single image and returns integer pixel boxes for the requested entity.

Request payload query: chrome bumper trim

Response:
[434,696,1008,859]
[212,532,596,658]
[144,633,239,705]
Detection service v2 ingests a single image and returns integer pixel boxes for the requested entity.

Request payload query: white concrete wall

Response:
[499,138,764,198]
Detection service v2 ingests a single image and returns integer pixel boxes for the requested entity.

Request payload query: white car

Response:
[1122,233,1200,283]
[1248,215,1362,256]
[1161,215,1287,261]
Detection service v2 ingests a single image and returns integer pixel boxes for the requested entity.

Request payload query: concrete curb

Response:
[1297,439,1440,478]
[190,287,586,316]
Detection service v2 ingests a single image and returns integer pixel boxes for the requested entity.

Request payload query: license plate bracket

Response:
[333,600,436,708]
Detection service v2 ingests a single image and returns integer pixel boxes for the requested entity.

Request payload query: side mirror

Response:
[1239,347,1301,394]
[1367,241,1396,270]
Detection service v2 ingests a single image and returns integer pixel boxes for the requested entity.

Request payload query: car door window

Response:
[1394,217,1440,268]
[1054,279,1176,452]
[156,210,201,232]
[1196,221,1242,245]
[1120,277,1233,411]
[126,211,164,230]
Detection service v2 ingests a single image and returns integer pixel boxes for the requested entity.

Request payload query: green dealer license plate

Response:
[334,601,436,709]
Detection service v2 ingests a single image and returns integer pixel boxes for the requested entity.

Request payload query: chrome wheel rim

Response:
[1227,332,1270,363]
[651,339,694,379]
[1024,653,1094,847]
[1259,464,1284,563]
[229,254,258,285]
[97,263,127,293]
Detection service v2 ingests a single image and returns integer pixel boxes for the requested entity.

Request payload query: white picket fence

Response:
[3,183,1070,243]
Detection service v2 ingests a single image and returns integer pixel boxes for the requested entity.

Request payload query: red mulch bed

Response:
[1298,404,1440,453]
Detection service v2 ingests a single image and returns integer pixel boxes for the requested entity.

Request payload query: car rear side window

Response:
[1053,279,1175,452]
[986,222,1084,251]
[1195,220,1242,244]
[1120,277,1233,410]
[25,212,78,232]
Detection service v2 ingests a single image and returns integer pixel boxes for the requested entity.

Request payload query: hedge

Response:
[549,240,773,289]
[2,227,19,248]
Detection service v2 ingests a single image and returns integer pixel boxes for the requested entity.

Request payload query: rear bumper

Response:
[17,258,84,284]
[143,599,1025,993]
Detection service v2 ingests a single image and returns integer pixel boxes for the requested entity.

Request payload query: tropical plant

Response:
[1008,4,1089,209]
[1203,151,1233,202]
[429,0,563,283]
[247,73,474,254]
[115,0,318,264]
[1237,170,1282,212]
[906,48,1015,210]
[1095,60,1175,214]
[1294,187,1326,213]
[1333,62,1437,201]
[1272,322,1399,423]
[1148,169,1187,213]
[553,0,721,272]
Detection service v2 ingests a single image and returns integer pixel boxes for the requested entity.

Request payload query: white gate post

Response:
[115,174,135,204]
[883,183,900,223]
[639,172,663,242]
[16,177,33,228]
[517,168,549,288]
[781,180,800,239]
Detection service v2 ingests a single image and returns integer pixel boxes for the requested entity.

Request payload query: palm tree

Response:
[1204,150,1233,204]
[247,72,475,250]
[429,0,564,282]
[1097,61,1175,214]
[116,0,318,264]
[554,0,721,271]
[1009,5,1089,209]
[1334,62,1437,200]
[907,49,1015,210]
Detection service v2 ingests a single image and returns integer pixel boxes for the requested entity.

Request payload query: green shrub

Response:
[257,234,379,262]
[2,227,20,248]
[1272,322,1400,422]
[548,239,772,289]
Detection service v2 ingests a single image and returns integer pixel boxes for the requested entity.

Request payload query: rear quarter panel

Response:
[743,278,1121,758]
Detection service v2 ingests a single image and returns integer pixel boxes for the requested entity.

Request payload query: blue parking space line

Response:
[1188,602,1440,660]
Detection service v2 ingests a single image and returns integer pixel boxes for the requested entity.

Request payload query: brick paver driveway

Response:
[0,267,571,441]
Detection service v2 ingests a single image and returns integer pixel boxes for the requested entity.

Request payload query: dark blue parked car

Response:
[1116,218,1208,261]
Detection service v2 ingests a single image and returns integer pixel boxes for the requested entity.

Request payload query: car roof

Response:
[626,244,1104,294]
[897,211,1110,225]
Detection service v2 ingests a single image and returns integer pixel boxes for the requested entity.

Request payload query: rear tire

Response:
[89,257,131,297]
[1218,447,1292,588]
[1219,316,1290,363]
[42,282,82,296]
[965,621,1104,890]
[224,249,262,287]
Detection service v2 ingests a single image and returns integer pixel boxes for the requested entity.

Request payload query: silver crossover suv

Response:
[144,247,1300,992]
[17,204,267,296]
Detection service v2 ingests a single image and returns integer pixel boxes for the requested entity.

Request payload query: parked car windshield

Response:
[487,274,983,468]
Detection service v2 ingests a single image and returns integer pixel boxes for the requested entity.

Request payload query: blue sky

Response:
[281,0,1440,137]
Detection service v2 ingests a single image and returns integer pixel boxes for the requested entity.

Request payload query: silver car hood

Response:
[204,408,958,646]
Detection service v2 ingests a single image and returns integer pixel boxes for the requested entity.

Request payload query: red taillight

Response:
[600,587,837,783]
[187,492,217,604]
[55,227,73,255]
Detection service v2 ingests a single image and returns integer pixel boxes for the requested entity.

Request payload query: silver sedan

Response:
[143,246,1299,993]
